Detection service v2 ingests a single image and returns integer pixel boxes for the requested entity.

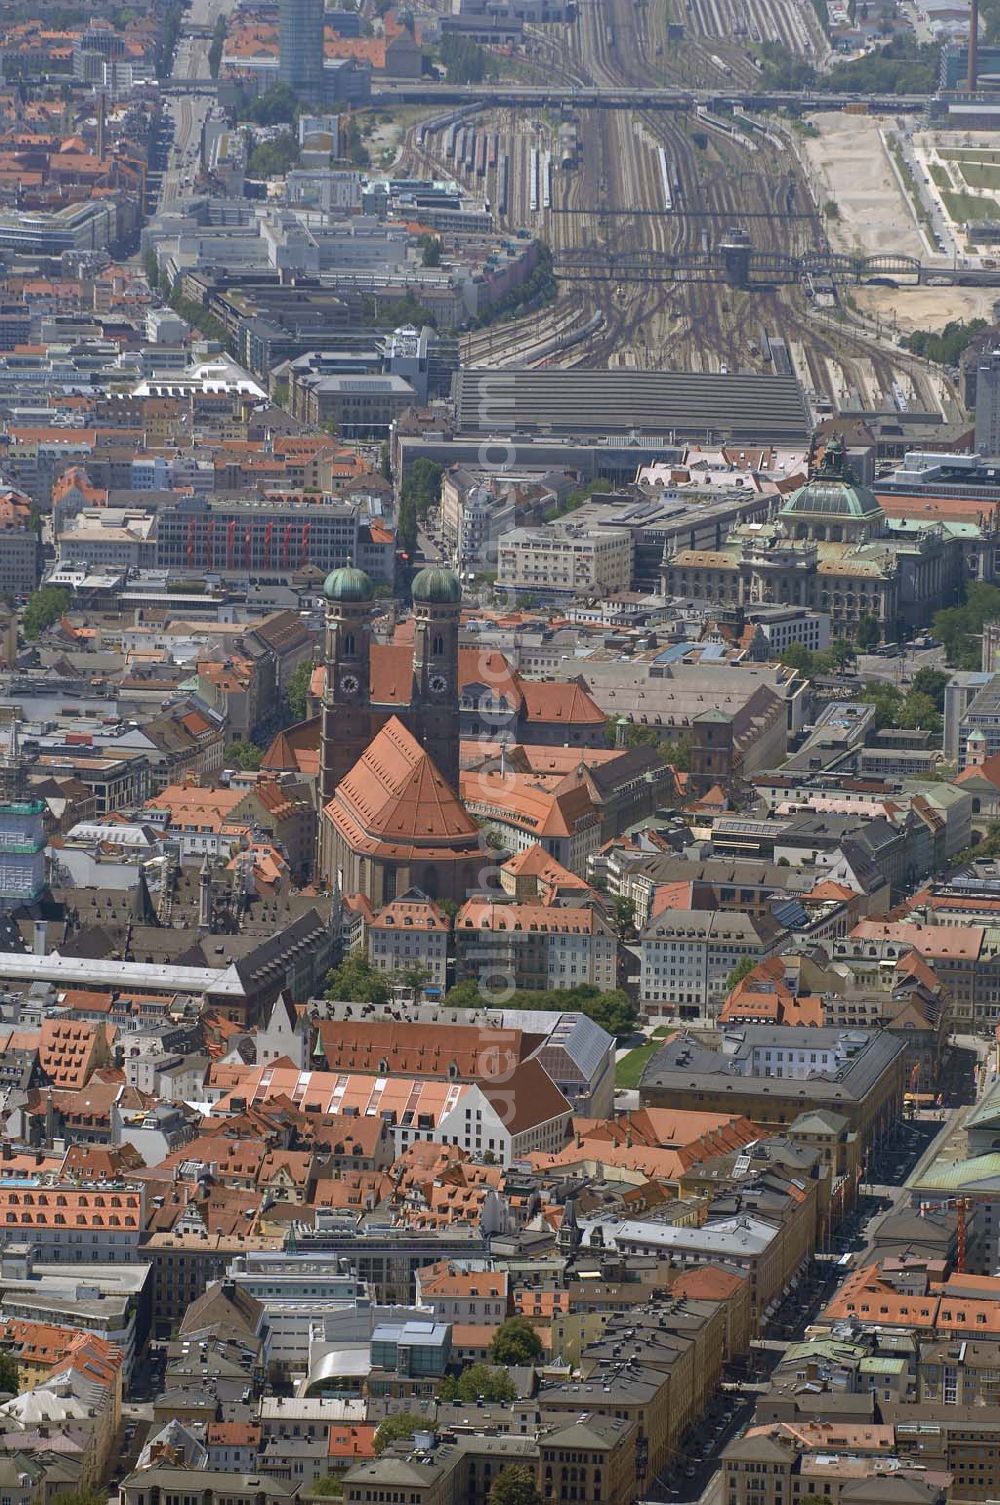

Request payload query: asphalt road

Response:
[660,1049,987,1505]
[153,0,241,211]
[853,643,948,686]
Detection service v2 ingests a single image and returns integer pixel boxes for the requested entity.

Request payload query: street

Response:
[660,1043,986,1504]
[150,0,241,213]
[854,641,948,687]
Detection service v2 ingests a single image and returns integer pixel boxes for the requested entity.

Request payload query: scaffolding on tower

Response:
[0,709,26,804]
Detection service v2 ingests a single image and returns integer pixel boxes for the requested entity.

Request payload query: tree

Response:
[379,441,392,482]
[51,1491,107,1505]
[473,242,557,329]
[935,581,1000,668]
[397,492,418,557]
[242,82,299,125]
[440,33,495,83]
[309,1481,344,1499]
[286,659,314,722]
[900,690,941,735]
[444,977,486,1008]
[725,956,756,993]
[902,317,988,367]
[861,680,904,732]
[22,585,71,640]
[341,114,371,169]
[373,1413,423,1455]
[613,894,637,940]
[393,962,432,1002]
[51,1493,106,1505]
[825,638,857,671]
[207,13,227,77]
[779,641,816,675]
[326,951,392,1005]
[402,459,444,522]
[618,720,691,769]
[488,1466,543,1505]
[419,233,442,267]
[911,667,949,711]
[248,132,300,178]
[228,739,262,771]
[855,615,881,650]
[490,1317,544,1366]
[454,1362,517,1402]
[584,989,638,1039]
[0,1351,16,1393]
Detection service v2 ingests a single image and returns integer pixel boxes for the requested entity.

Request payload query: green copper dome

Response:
[411,565,462,604]
[779,435,884,524]
[779,479,884,522]
[323,564,375,603]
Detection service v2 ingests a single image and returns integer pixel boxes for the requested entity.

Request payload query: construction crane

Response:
[923,1196,969,1273]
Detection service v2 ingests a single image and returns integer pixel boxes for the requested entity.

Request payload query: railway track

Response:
[400,0,937,406]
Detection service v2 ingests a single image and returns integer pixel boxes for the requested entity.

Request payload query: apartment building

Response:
[413,1263,510,1324]
[639,909,783,1018]
[312,1000,616,1118]
[120,1469,296,1505]
[455,900,618,993]
[580,1208,807,1330]
[0,1181,143,1263]
[721,1428,947,1505]
[0,524,41,600]
[155,495,359,578]
[640,1026,906,1155]
[343,1422,637,1505]
[460,775,603,875]
[836,921,1000,1031]
[212,1058,572,1167]
[367,890,449,994]
[497,524,633,597]
[293,373,416,438]
[440,473,515,571]
[57,507,157,570]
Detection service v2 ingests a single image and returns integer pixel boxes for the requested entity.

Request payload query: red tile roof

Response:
[325,716,479,852]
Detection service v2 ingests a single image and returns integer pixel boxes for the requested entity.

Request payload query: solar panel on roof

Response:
[771,899,809,928]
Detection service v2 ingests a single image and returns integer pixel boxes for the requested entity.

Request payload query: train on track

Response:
[497,154,509,215]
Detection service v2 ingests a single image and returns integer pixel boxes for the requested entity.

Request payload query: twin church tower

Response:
[319,561,464,800]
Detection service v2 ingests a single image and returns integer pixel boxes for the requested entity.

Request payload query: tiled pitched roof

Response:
[520,678,605,725]
[316,1018,526,1078]
[262,717,321,776]
[326,716,478,846]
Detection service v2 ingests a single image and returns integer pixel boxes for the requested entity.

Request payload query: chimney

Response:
[96,91,107,162]
[32,920,47,957]
[969,0,980,91]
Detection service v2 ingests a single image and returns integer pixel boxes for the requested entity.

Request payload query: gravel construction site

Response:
[800,112,925,259]
[401,0,966,419]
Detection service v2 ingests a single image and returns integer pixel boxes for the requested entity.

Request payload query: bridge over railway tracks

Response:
[552,244,1000,287]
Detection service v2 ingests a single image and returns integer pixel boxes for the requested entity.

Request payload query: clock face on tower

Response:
[429,673,449,695]
[339,673,360,697]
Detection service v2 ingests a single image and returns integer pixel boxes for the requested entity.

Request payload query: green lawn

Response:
[614,1027,672,1088]
[941,187,1000,225]
[928,161,952,191]
[957,161,1000,191]
[940,148,1000,164]
[615,1042,658,1089]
